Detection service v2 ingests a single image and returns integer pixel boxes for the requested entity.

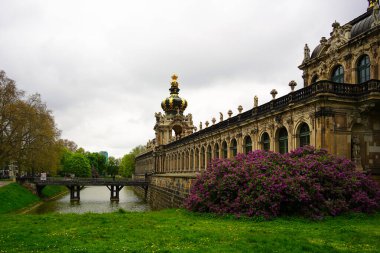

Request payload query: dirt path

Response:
[0,181,12,187]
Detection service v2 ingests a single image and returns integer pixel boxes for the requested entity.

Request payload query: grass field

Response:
[41,185,67,199]
[0,183,40,214]
[0,183,67,214]
[0,209,379,252]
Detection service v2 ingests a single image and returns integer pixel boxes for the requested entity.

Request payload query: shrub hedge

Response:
[185,146,380,218]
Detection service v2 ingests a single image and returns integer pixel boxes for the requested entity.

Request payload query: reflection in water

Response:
[29,186,150,214]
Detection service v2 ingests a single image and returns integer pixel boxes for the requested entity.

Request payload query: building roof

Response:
[310,8,374,60]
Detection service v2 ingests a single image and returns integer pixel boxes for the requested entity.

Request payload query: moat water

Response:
[28,186,150,214]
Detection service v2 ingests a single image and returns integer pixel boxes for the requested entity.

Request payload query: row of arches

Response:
[161,123,311,173]
[311,54,371,84]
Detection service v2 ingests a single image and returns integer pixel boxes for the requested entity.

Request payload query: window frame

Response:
[261,132,270,151]
[244,136,252,154]
[299,123,310,147]
[357,55,370,84]
[278,127,288,154]
[331,65,344,83]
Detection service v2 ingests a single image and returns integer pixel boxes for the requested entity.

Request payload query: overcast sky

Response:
[0,0,367,158]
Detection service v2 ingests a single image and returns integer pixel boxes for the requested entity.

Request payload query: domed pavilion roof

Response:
[161,75,188,115]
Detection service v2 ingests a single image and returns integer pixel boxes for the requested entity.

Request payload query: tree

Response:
[119,145,146,178]
[62,153,91,177]
[59,139,78,152]
[119,153,134,178]
[106,156,120,177]
[0,70,61,175]
[85,152,107,177]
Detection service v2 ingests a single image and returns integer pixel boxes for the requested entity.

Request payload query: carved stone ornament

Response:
[270,89,278,100]
[254,96,258,108]
[238,105,243,114]
[303,43,310,63]
[326,21,349,55]
[228,110,233,118]
[372,1,380,27]
[219,112,223,121]
[212,117,216,125]
[352,135,363,170]
[289,80,297,92]
[155,112,162,122]
[286,117,293,126]
[275,115,282,124]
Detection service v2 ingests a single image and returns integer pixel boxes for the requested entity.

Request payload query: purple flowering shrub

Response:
[185,146,380,218]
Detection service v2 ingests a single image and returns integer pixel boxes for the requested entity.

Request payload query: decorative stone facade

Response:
[135,2,380,208]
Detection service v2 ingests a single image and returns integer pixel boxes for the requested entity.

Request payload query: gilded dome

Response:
[161,75,188,115]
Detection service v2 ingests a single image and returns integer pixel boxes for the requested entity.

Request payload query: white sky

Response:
[0,0,367,158]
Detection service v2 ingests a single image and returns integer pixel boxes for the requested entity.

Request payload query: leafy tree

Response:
[59,139,78,152]
[85,152,107,177]
[62,153,91,177]
[96,153,107,176]
[107,156,120,177]
[0,70,61,175]
[76,147,85,155]
[119,145,146,178]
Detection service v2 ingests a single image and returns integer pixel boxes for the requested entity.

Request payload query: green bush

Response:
[62,153,91,177]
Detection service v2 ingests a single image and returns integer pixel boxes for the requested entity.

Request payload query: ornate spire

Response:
[368,0,379,9]
[171,74,178,87]
[169,74,180,95]
[161,74,188,115]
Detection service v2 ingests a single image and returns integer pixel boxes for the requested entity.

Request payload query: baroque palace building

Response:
[135,1,380,208]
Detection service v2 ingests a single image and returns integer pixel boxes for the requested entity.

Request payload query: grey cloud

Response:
[0,0,367,157]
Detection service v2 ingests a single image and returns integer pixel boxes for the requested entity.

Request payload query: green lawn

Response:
[41,185,68,198]
[0,183,40,214]
[0,210,379,252]
[0,183,67,214]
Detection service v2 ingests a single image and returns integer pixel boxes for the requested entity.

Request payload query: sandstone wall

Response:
[134,173,196,209]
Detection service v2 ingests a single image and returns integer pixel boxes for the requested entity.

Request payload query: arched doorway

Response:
[171,125,183,140]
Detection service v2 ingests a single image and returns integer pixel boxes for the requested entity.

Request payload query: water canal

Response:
[28,186,150,214]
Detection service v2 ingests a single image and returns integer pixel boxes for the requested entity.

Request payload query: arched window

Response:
[214,143,219,159]
[185,151,189,171]
[195,149,199,170]
[261,132,270,151]
[207,145,212,165]
[190,150,194,170]
[357,55,370,83]
[181,153,185,171]
[311,75,319,84]
[331,65,344,83]
[174,154,178,171]
[230,139,237,157]
[299,123,310,147]
[222,141,228,158]
[244,136,252,154]
[278,127,288,154]
[201,147,205,169]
